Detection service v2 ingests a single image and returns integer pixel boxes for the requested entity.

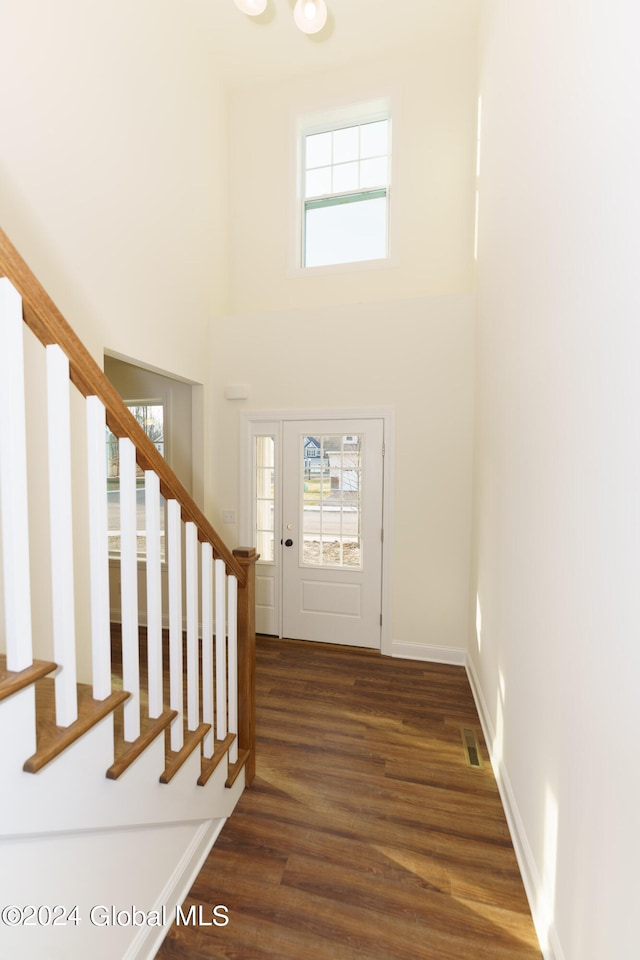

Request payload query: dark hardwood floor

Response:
[157,637,541,960]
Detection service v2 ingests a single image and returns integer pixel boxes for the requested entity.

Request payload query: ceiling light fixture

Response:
[233,0,328,36]
[233,0,268,15]
[293,0,328,35]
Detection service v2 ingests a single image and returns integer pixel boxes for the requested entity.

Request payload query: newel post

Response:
[233,547,258,786]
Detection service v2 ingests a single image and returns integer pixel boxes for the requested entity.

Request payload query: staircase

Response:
[0,229,257,960]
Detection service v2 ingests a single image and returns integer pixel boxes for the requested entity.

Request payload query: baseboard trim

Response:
[109,612,216,633]
[465,657,564,960]
[388,640,466,666]
[126,817,226,960]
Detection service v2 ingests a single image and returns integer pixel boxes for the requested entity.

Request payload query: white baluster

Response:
[227,574,238,763]
[215,557,227,739]
[85,396,111,701]
[145,470,163,719]
[201,543,214,758]
[0,280,33,671]
[119,437,140,741]
[185,521,199,732]
[167,499,183,751]
[47,345,77,727]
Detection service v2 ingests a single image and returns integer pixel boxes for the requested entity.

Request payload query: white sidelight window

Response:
[255,435,276,564]
[301,116,391,268]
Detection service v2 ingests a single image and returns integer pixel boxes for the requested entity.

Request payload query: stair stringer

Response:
[0,815,229,960]
[1,685,245,839]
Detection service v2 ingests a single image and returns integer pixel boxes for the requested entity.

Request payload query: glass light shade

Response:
[293,0,328,35]
[234,0,268,15]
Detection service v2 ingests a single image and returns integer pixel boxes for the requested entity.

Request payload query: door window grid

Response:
[255,435,276,564]
[301,435,362,568]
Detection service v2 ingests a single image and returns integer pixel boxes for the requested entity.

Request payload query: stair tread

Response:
[23,679,129,774]
[0,656,57,702]
[107,707,178,780]
[226,748,250,789]
[160,722,210,784]
[198,732,236,787]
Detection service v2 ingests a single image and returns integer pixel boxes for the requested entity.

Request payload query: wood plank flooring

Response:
[157,637,541,960]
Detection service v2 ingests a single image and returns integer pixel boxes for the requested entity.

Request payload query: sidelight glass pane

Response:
[300,434,362,568]
[255,435,276,564]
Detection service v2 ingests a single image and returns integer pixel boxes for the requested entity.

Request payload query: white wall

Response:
[0,819,219,960]
[1,3,479,658]
[227,34,478,314]
[470,2,640,957]
[212,295,475,653]
[0,0,228,379]
[214,37,479,653]
[1,1,230,671]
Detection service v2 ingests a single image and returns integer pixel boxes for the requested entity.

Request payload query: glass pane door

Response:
[301,434,362,568]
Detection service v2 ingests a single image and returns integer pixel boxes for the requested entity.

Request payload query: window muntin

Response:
[255,435,276,564]
[301,434,362,568]
[302,118,390,268]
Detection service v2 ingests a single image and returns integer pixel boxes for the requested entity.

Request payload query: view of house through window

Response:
[106,402,165,558]
[255,435,276,563]
[302,117,391,268]
[302,434,362,567]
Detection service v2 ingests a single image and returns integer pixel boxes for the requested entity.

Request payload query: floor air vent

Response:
[461,727,483,769]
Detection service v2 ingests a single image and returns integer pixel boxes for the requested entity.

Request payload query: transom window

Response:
[302,118,391,268]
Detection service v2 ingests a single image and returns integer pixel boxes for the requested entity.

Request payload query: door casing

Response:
[239,407,394,654]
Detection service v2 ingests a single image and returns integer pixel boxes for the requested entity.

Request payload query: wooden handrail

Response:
[0,228,245,586]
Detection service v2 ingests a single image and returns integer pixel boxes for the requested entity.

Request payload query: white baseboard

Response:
[109,612,219,634]
[128,818,227,960]
[388,640,466,666]
[465,657,564,960]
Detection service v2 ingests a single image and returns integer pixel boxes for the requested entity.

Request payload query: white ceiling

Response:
[191,0,481,86]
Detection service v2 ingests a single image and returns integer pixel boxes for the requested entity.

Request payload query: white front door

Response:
[281,418,383,648]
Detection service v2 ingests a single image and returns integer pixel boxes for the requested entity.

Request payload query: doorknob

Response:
[284,538,293,547]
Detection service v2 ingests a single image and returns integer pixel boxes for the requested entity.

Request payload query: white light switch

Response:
[223,510,236,524]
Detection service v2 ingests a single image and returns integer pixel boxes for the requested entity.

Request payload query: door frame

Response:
[240,407,395,655]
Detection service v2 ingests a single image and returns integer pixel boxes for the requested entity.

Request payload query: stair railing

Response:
[0,228,256,785]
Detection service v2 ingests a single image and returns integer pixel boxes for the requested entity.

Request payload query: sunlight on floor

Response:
[455,895,542,951]
[374,844,540,951]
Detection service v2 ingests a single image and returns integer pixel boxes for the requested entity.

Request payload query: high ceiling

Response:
[191,0,481,86]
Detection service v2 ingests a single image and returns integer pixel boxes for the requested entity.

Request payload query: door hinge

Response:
[381,528,384,543]
[382,442,386,457]
[380,613,383,626]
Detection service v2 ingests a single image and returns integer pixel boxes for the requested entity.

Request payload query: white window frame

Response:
[294,97,396,273]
